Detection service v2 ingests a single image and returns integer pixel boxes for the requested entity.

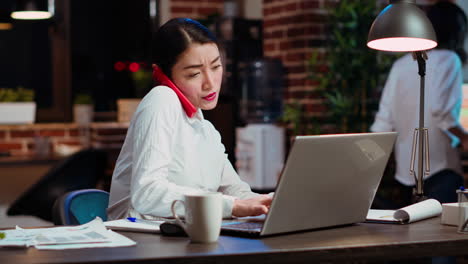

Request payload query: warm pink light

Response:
[367,37,437,52]
[114,61,126,71]
[129,62,140,72]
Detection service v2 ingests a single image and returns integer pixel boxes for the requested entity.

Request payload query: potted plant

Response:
[73,93,94,125]
[117,98,141,123]
[0,86,36,124]
[306,0,394,134]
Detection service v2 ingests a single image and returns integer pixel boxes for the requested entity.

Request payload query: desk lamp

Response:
[367,0,437,203]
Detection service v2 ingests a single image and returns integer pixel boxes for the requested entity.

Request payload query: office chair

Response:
[7,148,107,222]
[52,189,109,225]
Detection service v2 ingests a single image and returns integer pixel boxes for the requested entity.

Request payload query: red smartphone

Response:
[152,65,197,118]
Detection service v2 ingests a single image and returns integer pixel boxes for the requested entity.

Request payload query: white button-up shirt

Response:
[371,49,463,186]
[107,86,258,220]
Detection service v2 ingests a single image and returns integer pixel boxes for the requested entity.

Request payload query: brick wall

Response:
[263,0,335,118]
[169,0,334,120]
[0,124,80,156]
[170,0,223,19]
[0,123,128,157]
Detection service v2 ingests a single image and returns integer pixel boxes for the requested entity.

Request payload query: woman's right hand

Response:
[232,195,273,217]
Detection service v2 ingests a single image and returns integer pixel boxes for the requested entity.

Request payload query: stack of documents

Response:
[0,217,136,250]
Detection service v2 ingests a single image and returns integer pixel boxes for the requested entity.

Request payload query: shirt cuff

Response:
[436,116,458,132]
[222,195,236,218]
[434,114,460,147]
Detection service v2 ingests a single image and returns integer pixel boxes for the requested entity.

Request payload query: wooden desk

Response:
[1,217,468,264]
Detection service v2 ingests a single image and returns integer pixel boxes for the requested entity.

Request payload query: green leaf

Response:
[0,87,35,102]
[74,93,93,105]
[303,0,395,133]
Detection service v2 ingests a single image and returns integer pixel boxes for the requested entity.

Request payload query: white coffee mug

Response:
[171,192,223,243]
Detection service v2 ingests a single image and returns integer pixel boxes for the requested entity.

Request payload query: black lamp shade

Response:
[11,0,53,20]
[367,0,437,52]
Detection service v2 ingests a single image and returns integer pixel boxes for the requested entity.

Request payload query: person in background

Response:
[107,18,272,220]
[371,1,468,207]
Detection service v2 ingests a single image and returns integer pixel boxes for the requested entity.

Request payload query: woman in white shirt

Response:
[371,2,468,207]
[107,18,272,220]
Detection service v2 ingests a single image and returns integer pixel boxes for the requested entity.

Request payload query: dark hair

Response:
[426,2,468,63]
[152,18,219,78]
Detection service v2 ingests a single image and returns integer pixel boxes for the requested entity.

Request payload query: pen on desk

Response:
[127,217,138,222]
[126,217,162,225]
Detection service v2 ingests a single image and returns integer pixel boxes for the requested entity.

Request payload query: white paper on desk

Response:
[394,198,442,223]
[35,230,136,250]
[27,217,113,246]
[366,199,442,224]
[366,210,400,223]
[104,219,163,233]
[0,217,136,249]
[0,228,34,247]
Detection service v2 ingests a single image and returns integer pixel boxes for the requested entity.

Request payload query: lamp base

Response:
[412,191,428,204]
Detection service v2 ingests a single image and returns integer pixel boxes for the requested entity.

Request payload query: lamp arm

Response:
[413,51,427,131]
[411,50,429,203]
[412,51,427,77]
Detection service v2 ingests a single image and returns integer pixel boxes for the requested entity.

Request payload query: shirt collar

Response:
[186,108,204,123]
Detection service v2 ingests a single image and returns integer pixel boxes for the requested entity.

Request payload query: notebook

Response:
[366,198,442,224]
[221,132,397,237]
[104,219,163,233]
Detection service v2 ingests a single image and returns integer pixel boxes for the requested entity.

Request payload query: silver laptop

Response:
[221,132,397,237]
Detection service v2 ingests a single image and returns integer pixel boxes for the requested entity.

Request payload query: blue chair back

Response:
[53,189,109,225]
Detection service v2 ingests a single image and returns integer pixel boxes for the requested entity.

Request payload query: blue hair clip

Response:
[182,18,217,41]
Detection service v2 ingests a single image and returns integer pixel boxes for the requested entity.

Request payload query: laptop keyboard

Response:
[222,222,263,233]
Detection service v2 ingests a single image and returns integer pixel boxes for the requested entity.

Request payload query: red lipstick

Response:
[203,92,217,101]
